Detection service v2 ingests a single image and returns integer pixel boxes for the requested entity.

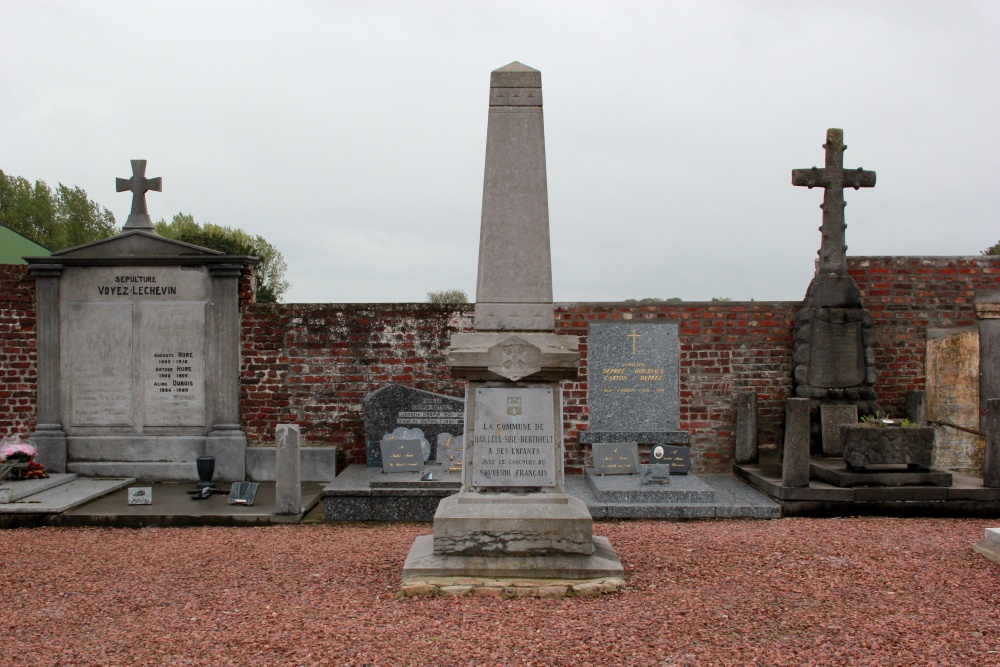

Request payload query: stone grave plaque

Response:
[380,439,425,474]
[438,433,464,472]
[591,442,640,475]
[656,445,692,474]
[65,302,134,426]
[228,481,259,505]
[586,322,682,437]
[127,487,152,505]
[140,302,207,426]
[820,404,858,457]
[471,386,556,488]
[363,384,464,465]
[808,319,865,388]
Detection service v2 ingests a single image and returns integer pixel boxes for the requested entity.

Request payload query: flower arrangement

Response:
[0,438,48,481]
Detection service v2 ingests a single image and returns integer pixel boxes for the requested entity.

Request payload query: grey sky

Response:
[2,1,998,303]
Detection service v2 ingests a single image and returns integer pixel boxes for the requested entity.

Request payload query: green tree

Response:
[155,213,290,303]
[0,170,117,250]
[427,289,469,304]
[982,241,1000,255]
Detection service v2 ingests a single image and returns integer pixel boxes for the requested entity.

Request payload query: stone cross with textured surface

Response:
[792,129,876,275]
[116,159,162,230]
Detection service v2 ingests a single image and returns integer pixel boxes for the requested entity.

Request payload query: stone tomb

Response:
[27,169,254,481]
[585,441,717,504]
[581,322,689,451]
[363,384,464,465]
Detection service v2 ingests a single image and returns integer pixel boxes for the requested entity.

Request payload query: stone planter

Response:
[841,425,935,472]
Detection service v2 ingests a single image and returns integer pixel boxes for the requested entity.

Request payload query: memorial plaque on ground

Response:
[471,387,556,487]
[380,439,425,474]
[591,442,640,475]
[583,322,687,444]
[363,384,464,465]
[654,445,692,474]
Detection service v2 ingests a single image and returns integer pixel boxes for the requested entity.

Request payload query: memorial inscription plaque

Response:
[808,319,865,388]
[380,439,425,474]
[471,387,556,488]
[140,302,206,426]
[66,302,134,426]
[591,442,640,475]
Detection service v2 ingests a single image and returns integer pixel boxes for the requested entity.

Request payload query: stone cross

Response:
[116,159,162,230]
[792,129,876,275]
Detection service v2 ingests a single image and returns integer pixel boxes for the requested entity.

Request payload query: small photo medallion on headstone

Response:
[128,487,152,505]
[380,439,425,474]
[592,442,640,475]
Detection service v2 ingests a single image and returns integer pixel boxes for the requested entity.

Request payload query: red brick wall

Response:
[4,256,1000,473]
[0,265,37,439]
[850,256,1000,419]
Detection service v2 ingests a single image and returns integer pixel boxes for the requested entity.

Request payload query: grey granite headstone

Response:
[820,404,858,457]
[582,322,688,446]
[591,442,640,475]
[363,384,463,465]
[380,439,424,474]
[471,386,556,488]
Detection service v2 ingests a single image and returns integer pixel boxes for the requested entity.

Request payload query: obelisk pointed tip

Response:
[491,61,541,88]
[494,61,539,73]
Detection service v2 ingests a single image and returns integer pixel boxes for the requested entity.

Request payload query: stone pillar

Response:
[906,390,927,425]
[205,264,247,481]
[735,392,758,464]
[28,264,67,472]
[985,398,1000,488]
[782,398,811,487]
[976,302,1000,434]
[275,424,301,514]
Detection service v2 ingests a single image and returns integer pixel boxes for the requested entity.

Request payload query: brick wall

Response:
[0,265,37,439]
[3,256,1000,473]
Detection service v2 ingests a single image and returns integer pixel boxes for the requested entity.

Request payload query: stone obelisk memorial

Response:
[402,63,624,588]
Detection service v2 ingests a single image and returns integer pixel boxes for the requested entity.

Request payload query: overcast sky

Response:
[2,1,998,303]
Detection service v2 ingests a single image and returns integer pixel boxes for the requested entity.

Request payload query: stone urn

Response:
[841,425,935,472]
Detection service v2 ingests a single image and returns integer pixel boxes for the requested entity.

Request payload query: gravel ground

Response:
[2,518,998,667]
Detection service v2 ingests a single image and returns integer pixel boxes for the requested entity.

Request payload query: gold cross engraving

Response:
[627,329,641,355]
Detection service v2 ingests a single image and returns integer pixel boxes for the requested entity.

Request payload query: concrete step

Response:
[0,473,78,502]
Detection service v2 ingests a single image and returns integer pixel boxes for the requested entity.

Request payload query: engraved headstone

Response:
[582,322,689,446]
[437,433,464,472]
[26,160,253,482]
[362,384,463,465]
[641,445,671,485]
[228,481,259,506]
[820,404,858,457]
[591,442,640,475]
[380,439,425,474]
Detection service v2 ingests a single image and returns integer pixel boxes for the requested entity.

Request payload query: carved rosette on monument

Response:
[791,130,880,451]
[25,160,257,481]
[402,63,624,582]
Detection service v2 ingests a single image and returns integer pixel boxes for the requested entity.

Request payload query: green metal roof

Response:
[0,224,51,264]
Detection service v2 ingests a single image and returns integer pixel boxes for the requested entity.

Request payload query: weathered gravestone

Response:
[820,404,858,457]
[402,63,623,583]
[791,129,880,452]
[363,384,464,465]
[582,323,689,458]
[26,160,255,481]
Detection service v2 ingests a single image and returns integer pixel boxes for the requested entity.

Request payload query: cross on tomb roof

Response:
[792,129,876,275]
[116,159,162,230]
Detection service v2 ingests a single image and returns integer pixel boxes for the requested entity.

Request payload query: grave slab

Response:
[584,468,717,503]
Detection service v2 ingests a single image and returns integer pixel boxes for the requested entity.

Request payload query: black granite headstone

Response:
[591,442,640,475]
[363,384,464,466]
[380,439,425,474]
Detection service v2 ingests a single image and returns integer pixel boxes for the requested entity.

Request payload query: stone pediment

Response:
[47,230,223,259]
